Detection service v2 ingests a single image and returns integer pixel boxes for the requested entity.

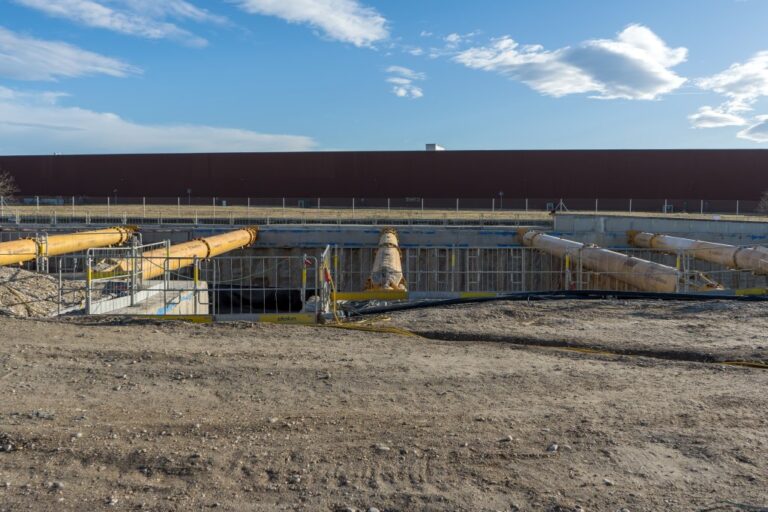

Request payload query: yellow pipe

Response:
[0,226,135,266]
[365,228,407,291]
[520,229,722,293]
[628,231,768,275]
[118,227,258,280]
[0,239,37,266]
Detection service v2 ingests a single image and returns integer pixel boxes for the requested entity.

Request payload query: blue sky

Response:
[1,0,768,154]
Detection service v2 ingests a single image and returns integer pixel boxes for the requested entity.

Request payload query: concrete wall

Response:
[91,281,209,315]
[554,213,768,247]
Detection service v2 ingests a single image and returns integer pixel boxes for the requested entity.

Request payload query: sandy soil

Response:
[389,299,768,363]
[0,302,766,511]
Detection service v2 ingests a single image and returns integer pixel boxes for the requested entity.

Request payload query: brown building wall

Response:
[0,149,766,200]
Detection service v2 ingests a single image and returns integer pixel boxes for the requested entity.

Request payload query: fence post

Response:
[736,200,740,215]
[86,254,92,314]
[629,198,632,213]
[130,237,138,307]
[352,198,355,213]
[143,196,146,217]
[317,197,320,209]
[664,199,668,213]
[177,197,180,216]
[700,199,704,214]
[421,198,424,211]
[282,197,285,210]
[72,196,75,216]
[595,198,598,212]
[107,196,110,215]
[193,256,199,315]
[456,198,459,212]
[492,198,495,212]
[301,254,308,311]
[36,196,39,212]
[387,198,390,212]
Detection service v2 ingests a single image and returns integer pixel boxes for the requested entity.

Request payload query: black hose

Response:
[341,290,768,317]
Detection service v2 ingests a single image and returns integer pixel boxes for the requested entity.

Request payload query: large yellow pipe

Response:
[365,228,407,291]
[628,231,768,275]
[0,227,135,266]
[117,227,258,280]
[520,230,722,293]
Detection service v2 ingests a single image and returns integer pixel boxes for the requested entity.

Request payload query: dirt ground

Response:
[1,300,767,511]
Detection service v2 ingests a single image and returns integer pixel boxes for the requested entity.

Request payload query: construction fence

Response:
[3,196,764,217]
[1,243,766,320]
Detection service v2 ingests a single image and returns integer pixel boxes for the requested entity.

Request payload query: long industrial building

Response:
[1,150,767,206]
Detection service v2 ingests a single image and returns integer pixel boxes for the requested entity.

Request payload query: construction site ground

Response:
[0,299,766,511]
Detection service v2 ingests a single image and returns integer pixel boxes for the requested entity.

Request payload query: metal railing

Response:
[5,195,763,215]
[328,245,768,296]
[84,250,322,319]
[1,243,766,320]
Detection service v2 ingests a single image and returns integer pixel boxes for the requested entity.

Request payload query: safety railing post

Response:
[130,238,138,307]
[193,256,199,315]
[58,266,62,317]
[301,254,308,312]
[86,254,93,314]
[212,260,216,317]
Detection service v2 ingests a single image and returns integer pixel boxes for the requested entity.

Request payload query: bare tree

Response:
[758,190,768,214]
[0,170,18,199]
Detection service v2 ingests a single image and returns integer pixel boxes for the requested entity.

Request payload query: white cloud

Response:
[13,0,221,47]
[689,52,768,140]
[738,115,768,142]
[0,26,139,80]
[0,86,316,154]
[455,24,687,100]
[385,66,425,81]
[385,66,424,99]
[696,51,768,112]
[445,33,462,45]
[234,0,388,47]
[443,31,476,48]
[688,106,747,128]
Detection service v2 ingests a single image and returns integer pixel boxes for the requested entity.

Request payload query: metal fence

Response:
[1,244,766,320]
[6,196,763,215]
[329,245,767,295]
[83,249,322,318]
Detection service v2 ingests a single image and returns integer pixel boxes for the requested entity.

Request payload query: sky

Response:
[1,0,768,154]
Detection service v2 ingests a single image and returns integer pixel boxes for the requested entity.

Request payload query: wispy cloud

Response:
[690,51,768,141]
[13,0,222,47]
[688,106,747,128]
[454,24,687,100]
[738,116,768,142]
[0,26,139,80]
[0,86,316,154]
[234,0,388,47]
[385,66,424,99]
[696,51,768,113]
